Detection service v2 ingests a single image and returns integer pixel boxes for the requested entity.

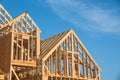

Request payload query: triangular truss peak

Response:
[41,30,101,80]
[12,12,40,33]
[0,4,41,36]
[0,12,40,34]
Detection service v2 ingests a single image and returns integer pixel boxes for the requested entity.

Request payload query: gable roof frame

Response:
[42,29,102,72]
[11,12,40,32]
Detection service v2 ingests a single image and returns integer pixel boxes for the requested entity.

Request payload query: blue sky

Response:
[1,0,120,80]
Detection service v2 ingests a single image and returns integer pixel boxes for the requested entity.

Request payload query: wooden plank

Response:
[11,60,36,67]
[0,74,4,79]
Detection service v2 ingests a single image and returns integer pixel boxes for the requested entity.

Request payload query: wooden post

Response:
[72,52,75,77]
[72,34,75,77]
[16,34,18,60]
[64,52,66,76]
[55,49,57,75]
[10,24,14,80]
[49,56,50,72]
[66,54,68,77]
[50,55,53,73]
[31,36,33,60]
[21,35,23,60]
[94,66,96,78]
[78,55,80,78]
[90,61,92,79]
[36,28,40,59]
[82,49,85,77]
[9,65,12,80]
[98,71,101,80]
[86,56,88,78]
[28,39,30,61]
[11,24,14,60]
[58,47,61,75]
[41,60,45,80]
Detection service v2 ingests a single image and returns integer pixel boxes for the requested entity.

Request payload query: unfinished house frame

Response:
[0,4,102,80]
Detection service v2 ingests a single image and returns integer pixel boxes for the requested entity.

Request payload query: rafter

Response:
[0,4,12,24]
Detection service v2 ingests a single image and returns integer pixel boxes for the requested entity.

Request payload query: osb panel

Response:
[0,33,12,73]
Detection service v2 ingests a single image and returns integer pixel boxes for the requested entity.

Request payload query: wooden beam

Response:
[11,60,36,67]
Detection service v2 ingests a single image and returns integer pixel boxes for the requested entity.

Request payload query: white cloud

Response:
[46,0,120,33]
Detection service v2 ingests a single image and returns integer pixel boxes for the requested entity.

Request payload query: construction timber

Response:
[0,4,102,80]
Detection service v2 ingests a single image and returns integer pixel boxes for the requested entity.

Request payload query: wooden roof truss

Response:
[41,30,101,80]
